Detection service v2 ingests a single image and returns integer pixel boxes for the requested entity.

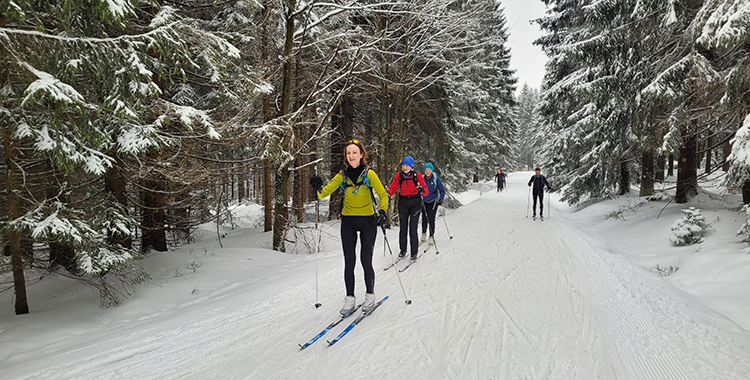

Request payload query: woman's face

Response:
[425,168,433,177]
[402,164,412,173]
[346,144,363,168]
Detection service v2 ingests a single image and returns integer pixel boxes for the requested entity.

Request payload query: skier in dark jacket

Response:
[420,162,445,245]
[528,168,552,219]
[494,170,507,192]
[388,156,429,261]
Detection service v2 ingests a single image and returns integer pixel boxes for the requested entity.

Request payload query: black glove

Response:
[437,199,443,206]
[376,210,387,227]
[309,175,323,192]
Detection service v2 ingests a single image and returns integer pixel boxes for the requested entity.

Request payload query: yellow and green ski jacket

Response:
[318,168,389,216]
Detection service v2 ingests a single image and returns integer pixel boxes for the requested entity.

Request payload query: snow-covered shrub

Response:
[654,264,679,277]
[737,204,750,245]
[669,207,707,245]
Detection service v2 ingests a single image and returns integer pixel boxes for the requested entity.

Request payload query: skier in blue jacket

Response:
[420,162,445,244]
[528,167,552,219]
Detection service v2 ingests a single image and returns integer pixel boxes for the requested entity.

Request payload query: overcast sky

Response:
[501,0,549,92]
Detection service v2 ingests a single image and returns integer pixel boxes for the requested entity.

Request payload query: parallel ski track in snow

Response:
[10,175,750,380]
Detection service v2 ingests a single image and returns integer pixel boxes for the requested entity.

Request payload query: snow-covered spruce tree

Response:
[535,0,737,205]
[444,0,518,185]
[669,207,707,245]
[1,1,265,310]
[699,1,750,200]
[515,83,541,169]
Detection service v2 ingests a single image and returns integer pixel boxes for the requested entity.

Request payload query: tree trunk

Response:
[655,155,665,182]
[668,154,675,177]
[263,160,272,232]
[3,117,29,315]
[238,165,246,203]
[619,160,629,195]
[743,181,750,204]
[723,134,733,172]
[261,0,273,233]
[293,55,304,223]
[2,38,29,313]
[328,95,354,220]
[705,132,712,174]
[640,149,654,197]
[141,178,168,253]
[272,0,297,251]
[676,132,698,203]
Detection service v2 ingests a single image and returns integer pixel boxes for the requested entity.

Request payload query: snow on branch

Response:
[20,62,86,107]
[695,0,750,47]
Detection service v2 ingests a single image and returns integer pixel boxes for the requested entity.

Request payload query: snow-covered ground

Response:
[2,172,750,379]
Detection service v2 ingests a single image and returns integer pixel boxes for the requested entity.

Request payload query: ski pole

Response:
[526,186,531,218]
[382,225,412,305]
[441,206,453,239]
[313,189,322,309]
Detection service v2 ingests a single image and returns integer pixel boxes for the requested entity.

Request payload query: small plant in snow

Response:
[191,287,200,295]
[654,264,679,277]
[186,260,203,273]
[669,207,707,245]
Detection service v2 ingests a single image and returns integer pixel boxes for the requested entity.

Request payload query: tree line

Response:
[0,0,518,313]
[522,0,749,205]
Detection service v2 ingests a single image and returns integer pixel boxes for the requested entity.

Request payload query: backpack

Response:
[398,171,420,189]
[337,165,379,218]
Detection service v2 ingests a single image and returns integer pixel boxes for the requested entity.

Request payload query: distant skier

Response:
[309,140,389,315]
[388,156,428,262]
[528,167,552,220]
[420,162,445,245]
[495,169,507,192]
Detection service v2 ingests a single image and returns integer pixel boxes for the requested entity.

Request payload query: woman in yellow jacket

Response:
[309,140,389,315]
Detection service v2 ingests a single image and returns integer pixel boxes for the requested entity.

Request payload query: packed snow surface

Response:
[2,173,750,379]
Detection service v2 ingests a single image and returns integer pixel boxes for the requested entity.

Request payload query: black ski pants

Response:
[421,201,438,236]
[398,195,422,255]
[497,179,504,191]
[340,215,377,296]
[532,189,544,216]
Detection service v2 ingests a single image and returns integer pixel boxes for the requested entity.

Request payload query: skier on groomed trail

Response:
[388,156,428,262]
[420,162,445,245]
[495,169,507,192]
[528,167,552,220]
[309,140,389,316]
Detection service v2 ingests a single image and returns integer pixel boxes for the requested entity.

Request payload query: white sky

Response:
[501,0,549,91]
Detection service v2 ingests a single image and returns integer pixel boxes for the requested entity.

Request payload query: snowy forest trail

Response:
[183,173,750,379]
[6,173,750,380]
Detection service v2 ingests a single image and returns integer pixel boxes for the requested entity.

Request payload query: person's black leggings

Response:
[398,196,422,255]
[532,190,544,215]
[421,201,438,236]
[340,215,377,296]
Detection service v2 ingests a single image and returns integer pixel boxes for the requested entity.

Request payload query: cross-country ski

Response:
[298,304,362,349]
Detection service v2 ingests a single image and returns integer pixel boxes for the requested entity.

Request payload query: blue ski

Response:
[327,296,389,346]
[299,304,362,349]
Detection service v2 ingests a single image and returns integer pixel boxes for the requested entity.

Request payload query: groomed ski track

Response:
[10,173,750,379]
[187,173,750,379]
